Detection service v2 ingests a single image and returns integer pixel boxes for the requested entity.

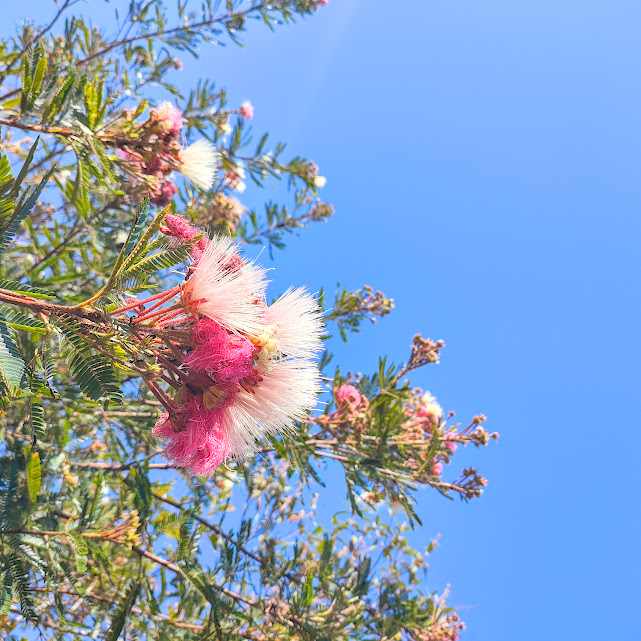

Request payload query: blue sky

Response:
[7,1,641,639]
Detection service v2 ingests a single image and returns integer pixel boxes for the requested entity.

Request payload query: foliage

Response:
[0,2,497,639]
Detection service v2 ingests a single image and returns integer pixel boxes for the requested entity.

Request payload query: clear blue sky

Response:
[8,1,641,639]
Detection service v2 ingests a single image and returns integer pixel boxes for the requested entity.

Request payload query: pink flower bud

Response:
[336,384,363,410]
[239,101,254,119]
[444,432,458,452]
[151,181,178,206]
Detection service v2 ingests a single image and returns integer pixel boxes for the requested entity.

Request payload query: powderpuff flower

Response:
[336,384,363,411]
[153,396,232,476]
[154,314,322,474]
[431,461,444,476]
[181,235,268,336]
[420,392,443,423]
[148,230,324,475]
[156,361,321,475]
[217,289,324,463]
[224,358,322,463]
[152,102,184,134]
[182,317,254,383]
[265,287,324,359]
[179,139,219,190]
[314,175,327,188]
[239,101,254,119]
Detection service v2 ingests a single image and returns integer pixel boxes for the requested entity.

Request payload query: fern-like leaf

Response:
[0,310,27,394]
[67,350,122,404]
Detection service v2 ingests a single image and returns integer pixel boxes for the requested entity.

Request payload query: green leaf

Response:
[3,163,56,251]
[122,243,191,277]
[0,307,47,334]
[29,54,47,102]
[29,400,45,440]
[104,579,141,641]
[0,153,14,198]
[302,571,314,607]
[67,350,122,404]
[0,279,55,299]
[122,197,151,261]
[0,584,11,616]
[0,311,27,394]
[41,70,77,123]
[69,534,88,574]
[26,452,41,505]
[6,552,37,621]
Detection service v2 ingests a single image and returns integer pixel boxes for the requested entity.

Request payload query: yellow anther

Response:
[204,386,226,410]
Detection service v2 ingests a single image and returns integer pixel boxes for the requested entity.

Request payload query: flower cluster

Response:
[312,378,497,504]
[197,192,247,234]
[401,390,498,490]
[116,102,218,205]
[114,215,323,475]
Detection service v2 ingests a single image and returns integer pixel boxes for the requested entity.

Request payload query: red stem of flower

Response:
[157,309,189,327]
[138,291,180,317]
[132,303,182,325]
[156,354,188,383]
[146,380,175,412]
[112,286,180,315]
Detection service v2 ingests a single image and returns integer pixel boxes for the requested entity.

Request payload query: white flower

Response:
[179,139,219,190]
[182,235,267,336]
[421,392,443,419]
[314,175,327,188]
[223,289,324,461]
[266,287,324,359]
[226,358,322,461]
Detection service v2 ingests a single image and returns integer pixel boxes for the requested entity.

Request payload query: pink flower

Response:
[161,213,210,262]
[181,236,267,335]
[151,102,184,134]
[154,315,322,474]
[151,181,178,206]
[431,461,444,476]
[239,101,254,119]
[145,232,323,475]
[153,395,232,476]
[444,432,458,452]
[183,318,254,383]
[336,384,362,410]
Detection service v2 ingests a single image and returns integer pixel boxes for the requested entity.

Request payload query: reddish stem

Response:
[156,354,189,383]
[132,303,182,325]
[157,309,189,327]
[146,380,175,412]
[112,286,180,315]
